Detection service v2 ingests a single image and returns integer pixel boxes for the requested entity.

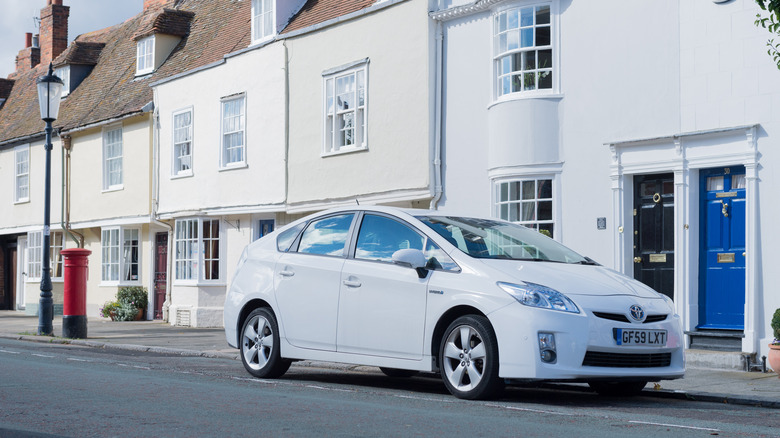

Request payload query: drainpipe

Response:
[60,133,84,247]
[429,20,444,210]
[151,90,173,323]
[283,40,290,210]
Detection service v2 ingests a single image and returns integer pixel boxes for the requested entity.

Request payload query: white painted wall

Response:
[285,0,433,211]
[155,43,287,217]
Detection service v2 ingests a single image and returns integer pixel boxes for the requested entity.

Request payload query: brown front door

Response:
[154,232,168,320]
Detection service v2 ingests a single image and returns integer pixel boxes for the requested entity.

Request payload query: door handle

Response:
[633,257,642,263]
[343,280,362,288]
[279,270,294,277]
[718,200,729,218]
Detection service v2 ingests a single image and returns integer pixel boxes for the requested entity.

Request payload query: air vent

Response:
[175,309,191,327]
[582,351,672,368]
[593,312,668,324]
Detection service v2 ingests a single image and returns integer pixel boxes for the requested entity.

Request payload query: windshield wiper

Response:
[577,257,600,266]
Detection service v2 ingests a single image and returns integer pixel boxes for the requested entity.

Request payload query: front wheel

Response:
[240,308,291,378]
[439,315,503,400]
[588,380,647,396]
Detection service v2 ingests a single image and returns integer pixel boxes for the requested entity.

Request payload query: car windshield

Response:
[416,216,589,264]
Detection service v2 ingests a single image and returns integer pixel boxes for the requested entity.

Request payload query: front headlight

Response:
[498,282,580,313]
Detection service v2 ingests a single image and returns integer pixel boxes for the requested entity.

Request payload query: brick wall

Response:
[39,0,69,67]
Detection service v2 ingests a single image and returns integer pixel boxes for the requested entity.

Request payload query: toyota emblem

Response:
[629,305,646,322]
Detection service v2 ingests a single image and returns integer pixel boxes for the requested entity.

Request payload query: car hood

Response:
[477,259,663,299]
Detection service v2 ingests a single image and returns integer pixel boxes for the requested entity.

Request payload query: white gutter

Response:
[429,20,444,210]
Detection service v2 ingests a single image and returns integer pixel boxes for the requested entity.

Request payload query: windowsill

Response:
[171,172,194,180]
[321,145,368,158]
[14,199,30,205]
[135,69,153,78]
[102,185,124,193]
[488,92,564,110]
[250,35,275,47]
[219,163,248,172]
[26,278,64,284]
[172,280,227,287]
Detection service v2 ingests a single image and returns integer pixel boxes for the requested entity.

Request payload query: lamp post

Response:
[36,63,64,336]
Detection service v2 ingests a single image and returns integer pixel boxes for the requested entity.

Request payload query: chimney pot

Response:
[33,34,39,48]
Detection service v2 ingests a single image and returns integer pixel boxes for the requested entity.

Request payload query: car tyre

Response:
[588,380,647,396]
[439,315,503,400]
[379,367,419,378]
[240,308,291,378]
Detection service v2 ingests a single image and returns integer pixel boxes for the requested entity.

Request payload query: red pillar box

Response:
[62,248,92,339]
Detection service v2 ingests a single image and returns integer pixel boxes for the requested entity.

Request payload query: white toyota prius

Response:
[224,206,684,399]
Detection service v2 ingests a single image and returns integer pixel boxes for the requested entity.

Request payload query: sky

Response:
[0,0,143,78]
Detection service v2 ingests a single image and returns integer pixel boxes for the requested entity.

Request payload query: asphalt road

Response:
[1,338,778,437]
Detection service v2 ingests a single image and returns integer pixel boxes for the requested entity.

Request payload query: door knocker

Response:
[718,200,729,217]
[652,193,661,203]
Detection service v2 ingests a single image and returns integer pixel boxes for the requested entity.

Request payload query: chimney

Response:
[39,0,70,66]
[11,33,41,78]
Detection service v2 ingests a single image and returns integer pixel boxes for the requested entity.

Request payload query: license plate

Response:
[613,328,667,346]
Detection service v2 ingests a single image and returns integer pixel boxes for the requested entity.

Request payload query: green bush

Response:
[113,302,139,321]
[100,301,120,319]
[117,286,148,310]
[772,308,780,341]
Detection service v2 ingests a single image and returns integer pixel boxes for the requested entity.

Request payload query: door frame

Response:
[16,236,27,310]
[607,125,759,352]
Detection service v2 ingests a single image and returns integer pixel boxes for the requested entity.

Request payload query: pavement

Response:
[1,311,779,408]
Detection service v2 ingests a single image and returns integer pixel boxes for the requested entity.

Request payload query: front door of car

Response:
[337,214,429,360]
[274,213,355,351]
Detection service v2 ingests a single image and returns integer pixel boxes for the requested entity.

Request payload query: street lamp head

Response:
[37,63,64,123]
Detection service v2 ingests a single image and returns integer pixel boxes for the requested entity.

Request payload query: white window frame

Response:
[493,176,557,238]
[172,107,194,177]
[322,60,368,156]
[220,95,247,169]
[55,65,70,97]
[492,1,559,101]
[14,144,30,203]
[251,0,275,44]
[101,227,141,285]
[174,218,223,284]
[136,35,155,75]
[26,230,64,282]
[102,125,123,191]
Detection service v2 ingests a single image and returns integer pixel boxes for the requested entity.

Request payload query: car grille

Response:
[582,351,672,368]
[592,312,667,324]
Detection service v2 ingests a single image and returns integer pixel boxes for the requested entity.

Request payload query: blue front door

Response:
[698,167,746,330]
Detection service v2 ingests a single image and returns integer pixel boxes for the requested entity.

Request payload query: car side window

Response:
[424,239,459,272]
[276,222,305,252]
[297,213,355,256]
[355,215,424,262]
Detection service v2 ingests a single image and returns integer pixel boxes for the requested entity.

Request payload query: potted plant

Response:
[100,287,149,321]
[769,308,780,377]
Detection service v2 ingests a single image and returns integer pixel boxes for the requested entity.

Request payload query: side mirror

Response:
[392,249,429,279]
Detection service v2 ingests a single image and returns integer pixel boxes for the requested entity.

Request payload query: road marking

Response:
[628,421,720,432]
[66,358,91,362]
[395,395,455,403]
[305,385,355,393]
[488,404,577,416]
[32,354,54,358]
[0,350,20,354]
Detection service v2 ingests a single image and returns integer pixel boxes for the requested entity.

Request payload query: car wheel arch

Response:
[236,298,274,346]
[430,305,487,370]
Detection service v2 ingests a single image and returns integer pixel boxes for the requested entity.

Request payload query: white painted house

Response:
[432,0,780,363]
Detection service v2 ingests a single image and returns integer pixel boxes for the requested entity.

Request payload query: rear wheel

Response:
[379,367,419,378]
[240,308,291,378]
[439,315,503,400]
[588,380,647,396]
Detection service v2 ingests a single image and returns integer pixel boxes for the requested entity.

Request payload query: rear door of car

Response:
[274,212,356,351]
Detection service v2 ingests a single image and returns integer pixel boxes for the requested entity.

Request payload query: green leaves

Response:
[755,0,780,68]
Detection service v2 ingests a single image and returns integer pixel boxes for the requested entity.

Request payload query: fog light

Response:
[538,332,557,364]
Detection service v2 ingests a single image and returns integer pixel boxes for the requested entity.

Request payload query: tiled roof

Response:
[52,42,105,67]
[132,8,195,40]
[282,0,378,34]
[0,0,251,143]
